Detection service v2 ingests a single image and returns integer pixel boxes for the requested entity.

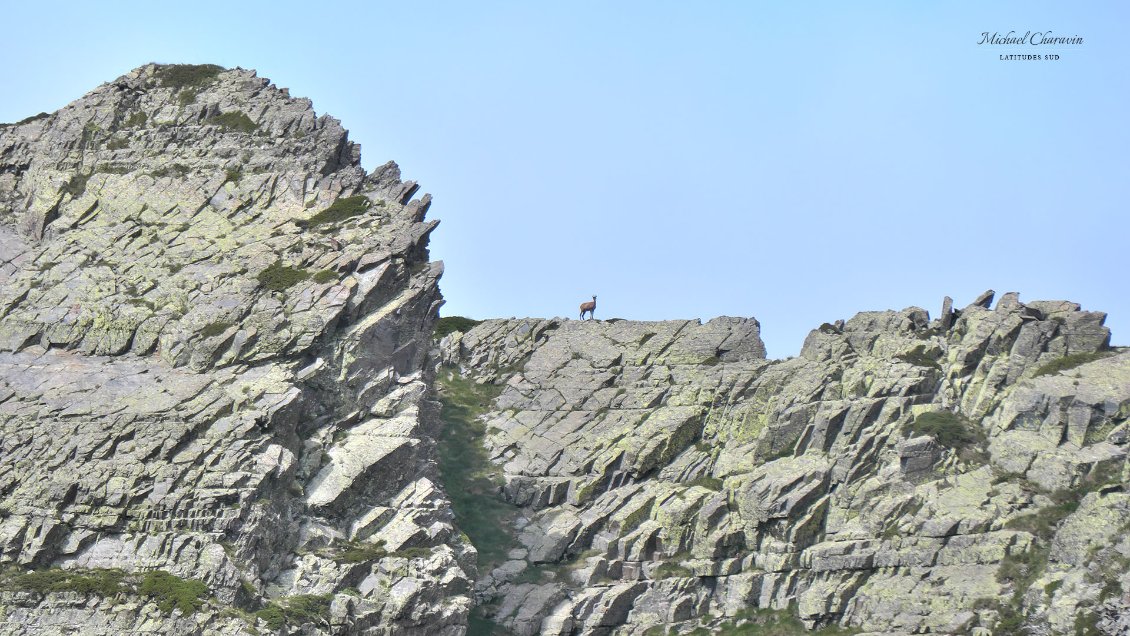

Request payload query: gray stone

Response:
[445,299,1129,634]
[970,289,995,309]
[899,436,942,482]
[0,64,467,635]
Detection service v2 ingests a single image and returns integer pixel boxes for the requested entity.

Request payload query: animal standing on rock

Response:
[579,295,597,320]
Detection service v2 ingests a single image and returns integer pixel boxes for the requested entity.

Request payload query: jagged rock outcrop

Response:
[0,64,469,634]
[439,296,1128,635]
[3,64,1128,636]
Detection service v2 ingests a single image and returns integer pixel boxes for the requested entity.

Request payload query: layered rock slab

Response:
[441,296,1128,635]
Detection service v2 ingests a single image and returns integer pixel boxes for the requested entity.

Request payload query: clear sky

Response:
[2,2,1126,357]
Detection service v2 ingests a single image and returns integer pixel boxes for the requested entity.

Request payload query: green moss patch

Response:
[296,196,372,228]
[199,321,234,339]
[903,411,984,450]
[1005,463,1123,542]
[394,547,435,559]
[208,111,258,133]
[896,344,941,369]
[468,606,513,636]
[1004,496,1078,542]
[657,605,859,635]
[151,163,190,179]
[435,368,516,568]
[4,567,125,597]
[1033,351,1112,377]
[257,262,311,291]
[154,64,224,89]
[434,316,483,340]
[138,570,209,614]
[2,568,210,615]
[15,112,50,125]
[124,111,148,127]
[255,594,332,630]
[333,540,388,564]
[312,269,339,284]
[687,476,724,491]
[653,562,694,579]
[177,89,198,106]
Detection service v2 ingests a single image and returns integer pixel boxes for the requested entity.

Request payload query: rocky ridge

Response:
[1,65,469,634]
[1,65,1128,636]
[438,294,1129,635]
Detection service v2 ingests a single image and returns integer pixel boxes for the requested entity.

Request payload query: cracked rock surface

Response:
[0,65,468,634]
[3,64,1130,636]
[441,297,1128,635]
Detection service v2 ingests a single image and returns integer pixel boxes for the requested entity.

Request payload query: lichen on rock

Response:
[439,294,1128,635]
[0,64,466,635]
[2,64,1128,636]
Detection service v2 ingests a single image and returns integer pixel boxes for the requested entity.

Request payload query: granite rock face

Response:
[3,65,1129,636]
[440,297,1128,635]
[0,65,469,634]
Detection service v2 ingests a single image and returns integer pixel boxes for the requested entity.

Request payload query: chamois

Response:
[579,295,597,321]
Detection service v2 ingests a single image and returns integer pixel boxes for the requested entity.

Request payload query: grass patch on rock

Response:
[255,593,332,630]
[992,463,1125,632]
[468,605,514,636]
[3,567,211,615]
[199,321,233,339]
[648,605,859,635]
[154,63,224,89]
[138,570,209,614]
[1004,494,1079,542]
[208,111,257,133]
[434,316,483,340]
[896,344,941,369]
[151,163,190,179]
[903,411,984,450]
[296,195,371,228]
[1033,351,1112,377]
[257,262,311,291]
[331,540,388,564]
[687,476,724,491]
[177,89,198,106]
[312,269,338,284]
[4,567,125,597]
[435,368,516,568]
[15,112,50,125]
[1005,461,1123,542]
[124,111,147,127]
[653,562,695,579]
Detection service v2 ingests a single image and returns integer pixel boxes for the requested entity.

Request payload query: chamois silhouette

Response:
[579,295,597,321]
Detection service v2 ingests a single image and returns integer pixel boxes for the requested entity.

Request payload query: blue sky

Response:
[2,2,1126,356]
